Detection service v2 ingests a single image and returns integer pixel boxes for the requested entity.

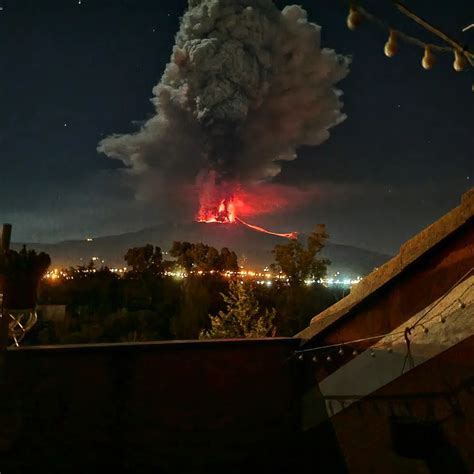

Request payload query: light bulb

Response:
[384,31,398,58]
[298,354,304,361]
[422,46,435,70]
[326,355,332,362]
[312,355,318,363]
[453,50,465,72]
[338,347,344,356]
[347,6,362,31]
[352,349,358,356]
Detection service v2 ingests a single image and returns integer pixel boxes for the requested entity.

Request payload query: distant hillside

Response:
[12,222,391,278]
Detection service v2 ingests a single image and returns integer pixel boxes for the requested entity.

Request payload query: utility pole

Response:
[0,224,12,350]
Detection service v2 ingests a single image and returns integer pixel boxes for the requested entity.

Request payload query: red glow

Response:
[197,194,297,240]
[197,198,236,224]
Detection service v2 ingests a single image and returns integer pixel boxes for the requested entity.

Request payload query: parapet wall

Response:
[0,338,304,472]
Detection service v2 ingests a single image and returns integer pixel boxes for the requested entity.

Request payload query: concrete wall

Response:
[0,338,308,473]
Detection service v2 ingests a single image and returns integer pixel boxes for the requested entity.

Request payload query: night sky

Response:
[1,0,472,254]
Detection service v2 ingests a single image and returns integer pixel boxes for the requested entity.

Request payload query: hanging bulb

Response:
[352,349,358,356]
[347,6,362,31]
[298,354,304,361]
[422,46,435,70]
[453,50,466,72]
[338,347,344,356]
[459,300,466,309]
[370,349,376,358]
[387,345,393,353]
[326,355,332,362]
[312,355,318,363]
[384,31,398,58]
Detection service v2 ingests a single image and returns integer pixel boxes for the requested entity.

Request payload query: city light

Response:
[43,263,363,288]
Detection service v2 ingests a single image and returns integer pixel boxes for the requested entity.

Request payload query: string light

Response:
[453,50,466,72]
[293,276,472,371]
[422,46,435,70]
[347,6,362,31]
[384,30,398,58]
[293,274,473,363]
[344,4,473,89]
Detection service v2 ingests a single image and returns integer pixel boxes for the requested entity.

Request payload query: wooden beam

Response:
[0,224,12,350]
[0,223,11,253]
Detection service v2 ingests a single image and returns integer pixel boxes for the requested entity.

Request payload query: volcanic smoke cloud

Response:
[98,0,350,229]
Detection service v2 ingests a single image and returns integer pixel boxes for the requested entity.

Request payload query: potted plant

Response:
[0,246,51,310]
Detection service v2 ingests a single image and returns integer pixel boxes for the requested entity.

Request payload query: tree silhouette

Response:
[170,241,239,272]
[272,224,330,286]
[200,280,276,339]
[124,245,164,275]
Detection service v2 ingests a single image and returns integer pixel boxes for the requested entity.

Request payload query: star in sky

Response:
[0,0,471,255]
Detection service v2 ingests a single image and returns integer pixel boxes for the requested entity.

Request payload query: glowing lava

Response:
[197,197,297,240]
[197,199,236,224]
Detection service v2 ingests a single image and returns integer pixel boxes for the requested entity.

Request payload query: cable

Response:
[294,270,474,358]
[409,268,474,329]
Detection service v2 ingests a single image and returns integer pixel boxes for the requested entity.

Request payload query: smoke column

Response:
[98,0,350,218]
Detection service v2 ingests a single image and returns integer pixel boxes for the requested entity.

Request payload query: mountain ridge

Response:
[11,223,392,277]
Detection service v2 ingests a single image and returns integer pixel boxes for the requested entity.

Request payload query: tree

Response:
[271,224,330,286]
[172,276,212,339]
[124,244,164,275]
[219,247,239,271]
[169,241,239,272]
[200,280,276,339]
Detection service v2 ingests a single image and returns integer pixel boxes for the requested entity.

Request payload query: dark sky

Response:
[1,0,472,254]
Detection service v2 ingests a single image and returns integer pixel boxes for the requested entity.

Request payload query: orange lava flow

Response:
[235,217,298,240]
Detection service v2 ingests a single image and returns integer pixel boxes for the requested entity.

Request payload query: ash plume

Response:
[98,0,350,206]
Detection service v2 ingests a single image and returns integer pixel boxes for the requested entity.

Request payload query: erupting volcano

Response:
[98,0,349,238]
[197,196,298,240]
